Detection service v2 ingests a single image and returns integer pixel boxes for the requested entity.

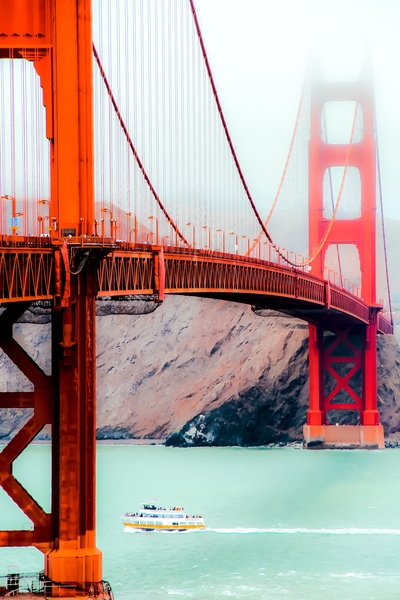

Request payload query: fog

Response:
[195,0,400,219]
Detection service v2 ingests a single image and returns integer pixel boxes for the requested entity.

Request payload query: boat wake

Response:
[124,527,198,534]
[207,527,400,535]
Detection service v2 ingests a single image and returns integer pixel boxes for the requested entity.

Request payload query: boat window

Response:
[147,521,154,525]
[133,520,139,524]
[189,522,195,525]
[179,522,186,525]
[155,521,162,525]
[195,522,202,525]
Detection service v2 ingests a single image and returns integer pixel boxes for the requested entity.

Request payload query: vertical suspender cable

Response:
[10,59,16,213]
[93,43,189,247]
[188,0,274,246]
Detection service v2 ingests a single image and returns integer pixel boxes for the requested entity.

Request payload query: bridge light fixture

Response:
[241,235,250,255]
[148,215,159,244]
[229,231,238,255]
[1,195,18,233]
[202,225,211,250]
[186,222,196,248]
[101,208,114,238]
[126,212,138,245]
[216,228,225,253]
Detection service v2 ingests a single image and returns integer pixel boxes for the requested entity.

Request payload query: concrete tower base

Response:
[303,424,384,449]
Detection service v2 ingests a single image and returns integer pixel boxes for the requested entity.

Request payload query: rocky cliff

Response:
[1,297,400,445]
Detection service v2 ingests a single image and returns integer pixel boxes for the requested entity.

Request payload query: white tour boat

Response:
[121,502,206,532]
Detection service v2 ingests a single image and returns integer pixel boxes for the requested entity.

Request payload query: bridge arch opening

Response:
[323,166,361,219]
[324,243,361,292]
[322,101,363,145]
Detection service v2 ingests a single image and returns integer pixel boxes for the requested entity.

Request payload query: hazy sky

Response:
[195,0,400,219]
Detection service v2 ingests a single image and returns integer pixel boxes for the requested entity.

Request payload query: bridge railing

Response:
[329,284,370,324]
[0,235,53,248]
[162,247,326,303]
[378,313,394,335]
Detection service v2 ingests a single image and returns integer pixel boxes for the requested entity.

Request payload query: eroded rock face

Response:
[167,328,310,447]
[377,335,400,439]
[94,299,310,441]
[0,297,399,445]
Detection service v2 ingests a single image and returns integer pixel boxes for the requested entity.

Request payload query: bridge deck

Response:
[0,239,392,334]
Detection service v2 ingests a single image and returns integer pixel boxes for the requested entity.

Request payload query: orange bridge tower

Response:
[304,62,383,449]
[0,1,107,596]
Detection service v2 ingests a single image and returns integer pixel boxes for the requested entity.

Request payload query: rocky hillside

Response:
[1,297,400,445]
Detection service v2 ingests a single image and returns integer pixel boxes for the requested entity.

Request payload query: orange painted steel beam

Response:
[50,0,95,236]
[322,327,363,419]
[0,531,34,547]
[0,249,53,302]
[47,262,101,590]
[0,392,35,409]
[307,325,323,426]
[2,475,51,530]
[0,304,53,552]
[0,0,94,236]
[363,307,380,426]
[97,251,155,297]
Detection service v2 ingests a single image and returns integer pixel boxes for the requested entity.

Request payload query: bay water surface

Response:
[1,444,400,599]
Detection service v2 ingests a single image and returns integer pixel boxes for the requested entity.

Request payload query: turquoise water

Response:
[1,445,400,598]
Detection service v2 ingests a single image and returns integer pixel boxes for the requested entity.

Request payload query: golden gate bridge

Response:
[0,0,394,597]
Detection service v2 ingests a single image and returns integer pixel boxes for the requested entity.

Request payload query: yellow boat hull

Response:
[122,522,206,532]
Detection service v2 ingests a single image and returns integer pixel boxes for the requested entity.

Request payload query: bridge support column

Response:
[307,324,323,427]
[362,312,380,426]
[304,323,384,449]
[45,262,102,594]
